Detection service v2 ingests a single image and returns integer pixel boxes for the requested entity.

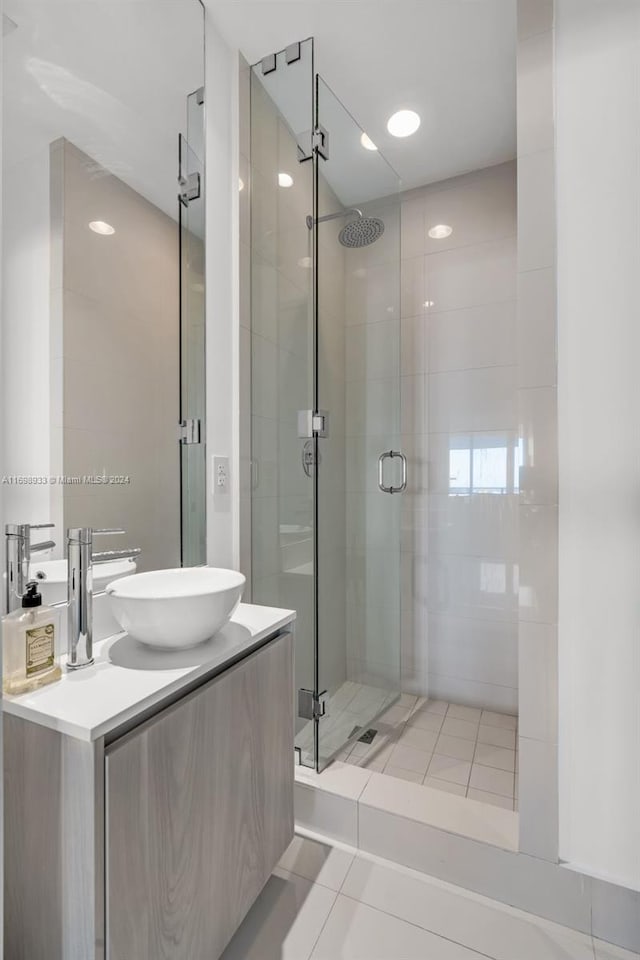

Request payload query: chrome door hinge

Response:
[179,171,201,206]
[297,124,329,164]
[313,124,330,161]
[298,689,327,722]
[297,410,329,439]
[178,418,202,444]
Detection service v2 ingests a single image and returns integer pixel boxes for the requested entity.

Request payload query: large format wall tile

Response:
[428,301,517,374]
[518,505,558,624]
[429,366,518,434]
[517,0,559,868]
[518,737,558,861]
[518,31,555,157]
[427,237,517,314]
[518,386,558,505]
[517,149,556,273]
[423,165,517,254]
[517,267,557,388]
[518,621,558,743]
[393,162,519,706]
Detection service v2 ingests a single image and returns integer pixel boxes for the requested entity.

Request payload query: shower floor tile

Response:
[341,696,519,811]
[295,682,399,768]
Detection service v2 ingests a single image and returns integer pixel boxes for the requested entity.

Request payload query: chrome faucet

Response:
[4,522,56,613]
[67,528,141,670]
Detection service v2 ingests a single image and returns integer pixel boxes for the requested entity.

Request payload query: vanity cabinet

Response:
[4,627,294,960]
[106,631,293,959]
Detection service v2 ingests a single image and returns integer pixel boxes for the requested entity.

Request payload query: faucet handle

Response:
[30,540,56,554]
[92,547,141,564]
[30,523,55,531]
[92,528,125,536]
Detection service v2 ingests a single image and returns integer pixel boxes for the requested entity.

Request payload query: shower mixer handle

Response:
[302,439,317,478]
[378,450,407,495]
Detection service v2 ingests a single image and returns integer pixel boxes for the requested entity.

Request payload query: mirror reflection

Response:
[1,0,206,625]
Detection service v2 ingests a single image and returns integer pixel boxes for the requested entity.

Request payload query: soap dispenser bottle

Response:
[3,580,61,695]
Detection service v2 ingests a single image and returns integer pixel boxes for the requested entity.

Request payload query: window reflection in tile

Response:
[448,432,521,496]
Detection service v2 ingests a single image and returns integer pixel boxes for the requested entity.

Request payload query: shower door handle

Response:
[378,451,407,494]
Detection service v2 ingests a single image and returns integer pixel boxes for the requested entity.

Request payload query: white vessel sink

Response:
[106,567,246,650]
[28,557,136,604]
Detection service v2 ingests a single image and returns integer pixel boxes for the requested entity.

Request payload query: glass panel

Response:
[179,115,206,566]
[249,40,316,766]
[315,77,403,770]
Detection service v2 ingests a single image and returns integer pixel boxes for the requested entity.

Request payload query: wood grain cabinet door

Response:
[105,632,294,960]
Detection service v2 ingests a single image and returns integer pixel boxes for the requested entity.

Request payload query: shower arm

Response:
[306,208,363,230]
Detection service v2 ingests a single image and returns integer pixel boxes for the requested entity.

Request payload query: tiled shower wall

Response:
[398,162,519,711]
[343,194,402,691]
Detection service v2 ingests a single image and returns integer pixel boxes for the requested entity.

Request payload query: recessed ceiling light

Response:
[89,220,115,236]
[387,109,421,138]
[360,132,378,152]
[278,172,293,188]
[423,300,435,308]
[238,177,245,191]
[428,224,453,240]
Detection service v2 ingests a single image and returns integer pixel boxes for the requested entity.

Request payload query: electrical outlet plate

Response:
[212,456,229,495]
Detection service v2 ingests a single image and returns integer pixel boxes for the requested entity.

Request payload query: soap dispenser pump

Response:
[2,580,61,695]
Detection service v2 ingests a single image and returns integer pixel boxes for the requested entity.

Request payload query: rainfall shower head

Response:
[338,216,385,248]
[306,208,385,248]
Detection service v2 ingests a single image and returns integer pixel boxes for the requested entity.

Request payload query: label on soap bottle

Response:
[25,624,55,677]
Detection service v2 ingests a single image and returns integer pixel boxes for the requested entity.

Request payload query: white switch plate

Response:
[212,456,229,495]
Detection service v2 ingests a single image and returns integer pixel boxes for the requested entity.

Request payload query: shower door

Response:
[313,77,404,770]
[248,42,403,772]
[249,41,317,767]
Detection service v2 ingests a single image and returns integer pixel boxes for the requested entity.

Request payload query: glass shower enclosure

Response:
[250,39,404,771]
[179,85,207,566]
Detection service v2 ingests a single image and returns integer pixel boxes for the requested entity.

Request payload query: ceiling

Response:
[2,0,204,221]
[209,0,517,194]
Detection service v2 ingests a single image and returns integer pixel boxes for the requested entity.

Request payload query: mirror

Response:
[1,0,206,590]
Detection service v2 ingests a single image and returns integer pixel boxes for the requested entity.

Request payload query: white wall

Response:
[557,0,640,890]
[1,149,53,528]
[203,6,239,569]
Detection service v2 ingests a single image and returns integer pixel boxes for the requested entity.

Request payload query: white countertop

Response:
[3,603,295,743]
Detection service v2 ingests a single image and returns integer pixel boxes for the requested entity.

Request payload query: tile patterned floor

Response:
[340,694,519,811]
[221,834,638,960]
